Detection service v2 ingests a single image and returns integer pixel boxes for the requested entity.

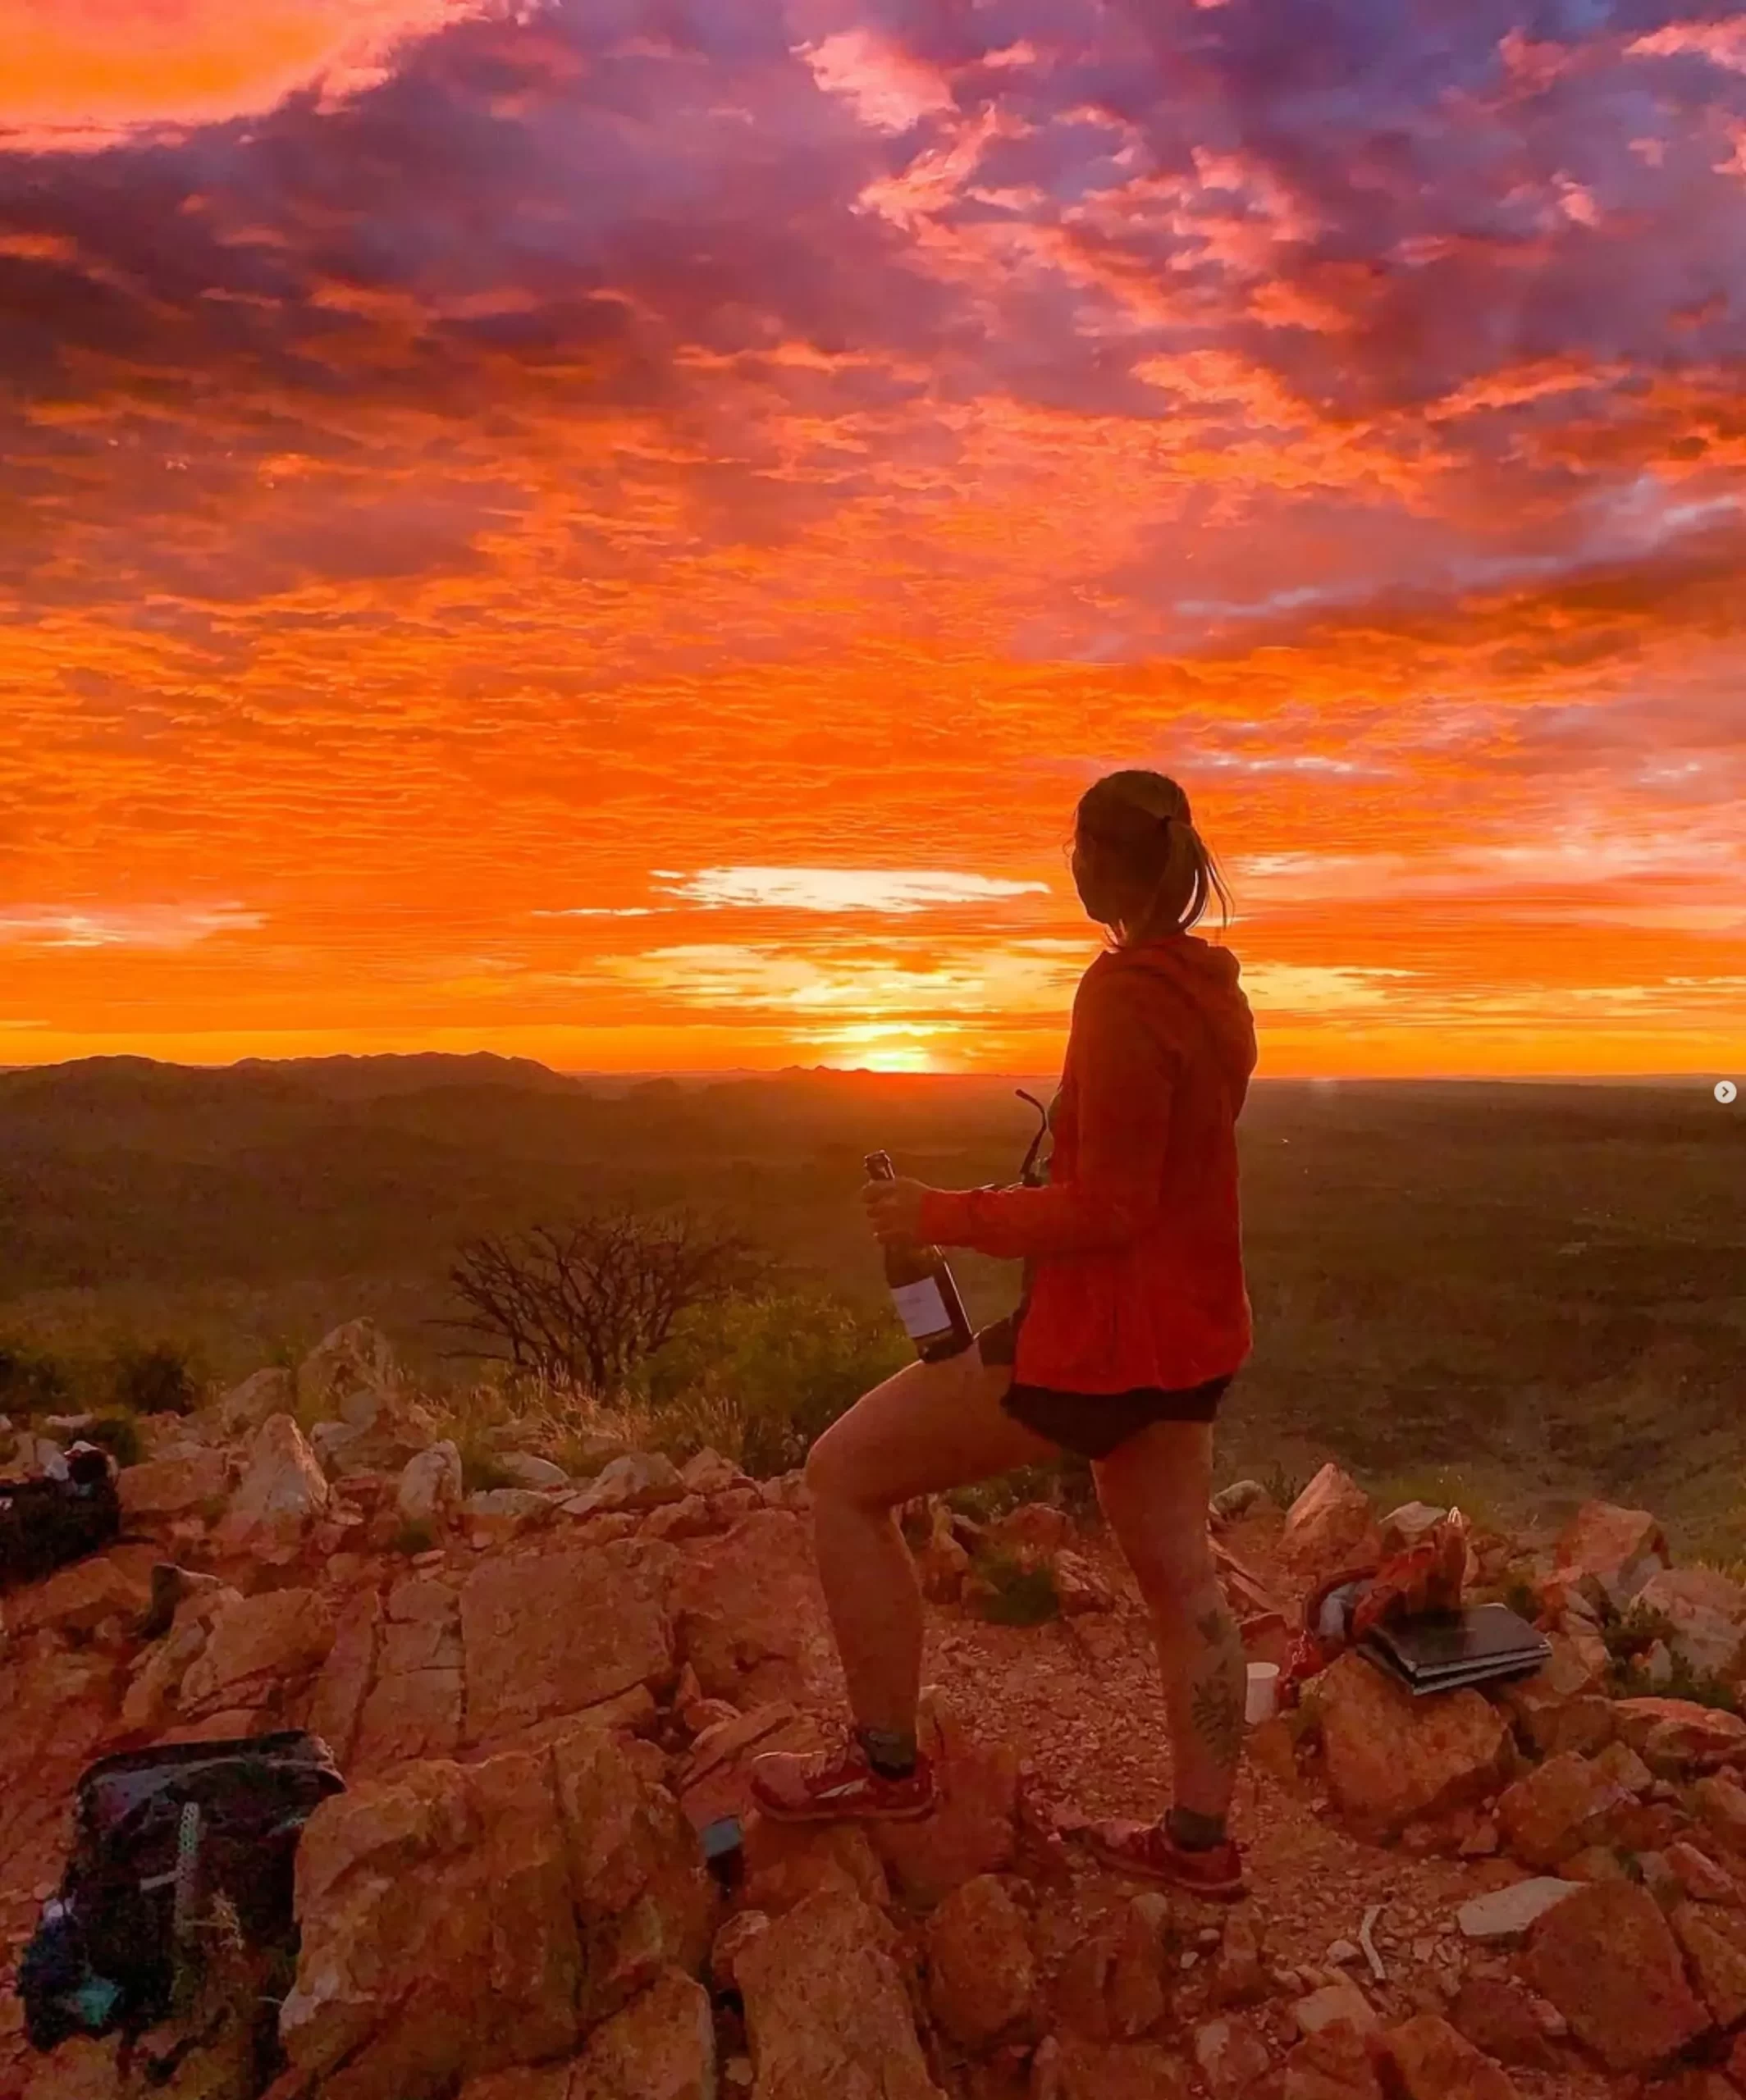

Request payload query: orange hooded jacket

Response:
[915,930,1258,1394]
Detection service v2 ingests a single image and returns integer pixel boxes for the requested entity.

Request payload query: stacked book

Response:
[1361,1602,1552,1696]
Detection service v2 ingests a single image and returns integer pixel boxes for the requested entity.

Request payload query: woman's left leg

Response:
[1090,1418,1249,1888]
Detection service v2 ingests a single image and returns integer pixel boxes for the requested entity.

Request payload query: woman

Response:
[749,769,1259,1899]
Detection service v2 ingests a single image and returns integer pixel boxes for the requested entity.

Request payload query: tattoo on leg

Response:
[1188,1605,1246,1769]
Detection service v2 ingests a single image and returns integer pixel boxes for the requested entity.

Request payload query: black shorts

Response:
[976,1311,1234,1463]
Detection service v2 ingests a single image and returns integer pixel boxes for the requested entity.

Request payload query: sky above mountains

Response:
[2,0,1743,1077]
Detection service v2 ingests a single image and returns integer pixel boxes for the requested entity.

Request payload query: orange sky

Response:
[2,2,1743,1080]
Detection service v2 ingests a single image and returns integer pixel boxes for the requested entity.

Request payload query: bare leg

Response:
[1093,1419,1244,1824]
[803,1340,1061,1738]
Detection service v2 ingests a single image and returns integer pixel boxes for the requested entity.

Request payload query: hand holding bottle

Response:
[862,1174,930,1245]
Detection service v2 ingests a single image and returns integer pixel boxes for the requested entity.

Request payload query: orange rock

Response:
[870,1689,1019,1907]
[1447,1977,1558,2070]
[458,1537,675,1746]
[1696,1774,1746,1856]
[1313,1649,1512,1838]
[735,1885,945,2100]
[1194,2015,1273,2099]
[1495,1749,1632,1869]
[1053,1892,1170,2042]
[1497,1633,1615,1759]
[118,1448,231,1519]
[1611,1699,1746,1776]
[1279,1465,1382,1586]
[1377,2013,1520,2099]
[178,1586,335,1718]
[924,1873,1035,2048]
[740,1816,890,1917]
[1294,1982,1378,2038]
[280,1719,710,2100]
[670,1510,835,1707]
[307,1587,382,1769]
[1049,2034,1191,2100]
[1281,2023,1384,2100]
[1672,1901,1746,2027]
[1521,1878,1712,2071]
[8,1544,161,1649]
[569,1967,715,2100]
[1552,1502,1669,1607]
[1666,1840,1744,1905]
[1209,1912,1270,2009]
[214,1413,330,1554]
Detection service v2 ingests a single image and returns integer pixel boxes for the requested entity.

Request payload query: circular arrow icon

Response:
[1718,1080,1739,1105]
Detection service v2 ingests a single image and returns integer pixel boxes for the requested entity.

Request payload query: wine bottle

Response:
[864,1150,976,1363]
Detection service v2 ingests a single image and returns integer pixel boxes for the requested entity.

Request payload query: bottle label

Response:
[891,1276,951,1342]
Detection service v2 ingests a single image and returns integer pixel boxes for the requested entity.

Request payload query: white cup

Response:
[1245,1661,1281,1726]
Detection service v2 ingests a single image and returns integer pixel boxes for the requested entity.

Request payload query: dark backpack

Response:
[0,1444,121,1589]
[18,1731,345,2065]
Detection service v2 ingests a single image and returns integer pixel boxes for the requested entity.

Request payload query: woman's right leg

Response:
[802,1339,1061,1742]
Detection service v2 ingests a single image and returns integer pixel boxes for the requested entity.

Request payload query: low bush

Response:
[109,1342,199,1418]
[967,1546,1061,1626]
[626,1288,911,1478]
[82,1413,145,1469]
[0,1339,73,1418]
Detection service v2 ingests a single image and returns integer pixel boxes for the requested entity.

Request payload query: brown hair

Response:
[1072,769,1234,948]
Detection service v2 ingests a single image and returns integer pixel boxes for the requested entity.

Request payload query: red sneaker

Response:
[1085,1818,1247,1900]
[749,1728,938,1824]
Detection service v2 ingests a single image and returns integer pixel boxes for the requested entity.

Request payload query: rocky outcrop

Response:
[12,1388,1746,2100]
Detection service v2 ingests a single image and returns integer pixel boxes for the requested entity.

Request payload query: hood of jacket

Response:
[1090,932,1257,1112]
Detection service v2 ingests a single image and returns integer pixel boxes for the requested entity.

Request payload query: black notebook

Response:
[1361,1604,1551,1696]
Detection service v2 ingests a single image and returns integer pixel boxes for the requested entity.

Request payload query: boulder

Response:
[1635,1567,1746,1683]
[569,1967,715,2100]
[1612,1698,1746,1775]
[924,1874,1035,2048]
[496,1452,569,1491]
[735,1885,945,2100]
[1521,1878,1711,2070]
[739,1815,891,1919]
[1047,2034,1191,2100]
[1378,1502,1448,1552]
[351,1578,465,1771]
[1049,1892,1170,2042]
[308,1588,384,1769]
[214,1413,328,1553]
[177,1586,335,1718]
[1671,1901,1746,2028]
[1312,1650,1511,1837]
[1552,1501,1669,1609]
[679,1448,743,1495]
[1456,1879,1583,1943]
[1666,1839,1743,1904]
[396,1442,464,1529]
[297,1317,400,1428]
[1495,1750,1633,1869]
[869,1687,1019,1906]
[1192,2016,1272,2100]
[1447,1978,1560,2070]
[672,1510,835,1708]
[459,1539,676,1751]
[564,1452,687,1519]
[1281,2023,1384,2100]
[1694,1774,1746,1856]
[117,1449,230,1520]
[5,1544,160,1641]
[1496,1632,1613,1758]
[1279,1464,1382,1586]
[280,1721,710,2100]
[1293,1981,1379,2037]
[210,1366,296,1439]
[1376,2014,1520,2099]
[464,1488,557,1543]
